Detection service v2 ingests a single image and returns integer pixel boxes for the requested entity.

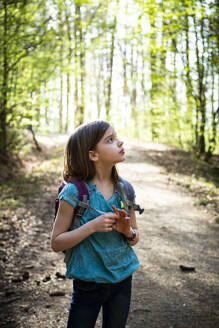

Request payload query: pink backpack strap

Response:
[63,179,90,264]
[68,178,89,215]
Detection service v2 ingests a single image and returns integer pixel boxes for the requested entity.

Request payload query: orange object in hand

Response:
[112,205,128,218]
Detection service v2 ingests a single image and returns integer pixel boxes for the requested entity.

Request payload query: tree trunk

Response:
[171,37,182,147]
[44,82,49,125]
[149,2,158,141]
[66,74,70,132]
[74,3,85,126]
[0,0,8,163]
[64,0,72,133]
[74,4,79,126]
[184,13,195,134]
[105,0,118,120]
[59,74,63,133]
[206,52,218,160]
[193,11,206,155]
[130,42,138,137]
[160,1,167,87]
[58,5,64,133]
[96,52,102,119]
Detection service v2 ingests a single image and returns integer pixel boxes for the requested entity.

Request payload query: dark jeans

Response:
[67,275,132,328]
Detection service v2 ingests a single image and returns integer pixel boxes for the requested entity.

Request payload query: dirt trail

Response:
[0,137,218,328]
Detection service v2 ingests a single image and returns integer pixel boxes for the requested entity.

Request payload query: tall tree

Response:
[148,0,160,140]
[105,0,119,120]
[0,0,55,162]
[64,0,73,132]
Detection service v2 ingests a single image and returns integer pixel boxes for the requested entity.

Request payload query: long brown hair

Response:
[63,120,119,183]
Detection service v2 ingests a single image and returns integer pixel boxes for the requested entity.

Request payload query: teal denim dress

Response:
[59,181,139,283]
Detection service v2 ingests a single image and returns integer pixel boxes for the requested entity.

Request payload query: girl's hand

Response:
[91,212,119,233]
[111,205,131,236]
[112,205,127,218]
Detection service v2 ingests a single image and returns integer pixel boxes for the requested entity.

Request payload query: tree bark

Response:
[74,4,79,126]
[105,0,118,120]
[184,12,195,134]
[74,3,85,126]
[193,10,206,155]
[0,0,9,162]
[149,2,159,140]
[64,0,72,133]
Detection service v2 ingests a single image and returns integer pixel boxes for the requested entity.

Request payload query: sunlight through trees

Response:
[0,0,218,162]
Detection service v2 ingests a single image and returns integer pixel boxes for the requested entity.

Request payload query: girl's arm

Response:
[51,199,119,252]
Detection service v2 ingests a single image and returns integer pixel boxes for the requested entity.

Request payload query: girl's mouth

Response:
[120,149,125,155]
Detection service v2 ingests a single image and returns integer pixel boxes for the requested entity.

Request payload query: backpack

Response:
[54,177,143,223]
[54,178,90,230]
[54,177,144,263]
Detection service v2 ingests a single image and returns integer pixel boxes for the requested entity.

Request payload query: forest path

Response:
[0,136,218,328]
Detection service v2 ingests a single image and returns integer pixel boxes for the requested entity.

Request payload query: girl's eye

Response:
[107,137,113,143]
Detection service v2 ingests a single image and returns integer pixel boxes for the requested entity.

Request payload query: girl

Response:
[51,120,139,328]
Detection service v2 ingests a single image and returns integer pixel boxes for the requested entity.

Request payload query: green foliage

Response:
[0,0,57,159]
[0,0,218,163]
[0,198,20,210]
[198,199,210,206]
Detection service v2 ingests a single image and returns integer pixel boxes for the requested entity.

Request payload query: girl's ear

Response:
[89,150,98,162]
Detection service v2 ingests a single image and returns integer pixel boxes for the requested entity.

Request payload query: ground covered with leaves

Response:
[0,135,218,328]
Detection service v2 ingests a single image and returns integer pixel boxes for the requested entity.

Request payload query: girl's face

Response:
[91,125,125,165]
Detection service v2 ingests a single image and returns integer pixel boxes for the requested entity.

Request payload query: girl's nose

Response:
[118,139,123,146]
